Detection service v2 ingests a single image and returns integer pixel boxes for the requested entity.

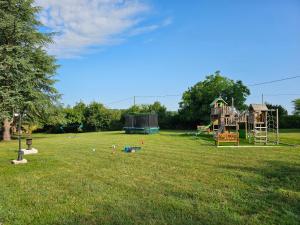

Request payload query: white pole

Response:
[276,108,279,145]
[265,111,268,145]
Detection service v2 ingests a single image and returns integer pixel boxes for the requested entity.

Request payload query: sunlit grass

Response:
[0,130,299,225]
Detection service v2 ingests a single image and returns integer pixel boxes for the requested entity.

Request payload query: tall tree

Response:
[179,71,250,126]
[292,98,300,115]
[63,102,86,132]
[265,103,288,117]
[123,102,173,128]
[84,102,111,131]
[0,0,59,140]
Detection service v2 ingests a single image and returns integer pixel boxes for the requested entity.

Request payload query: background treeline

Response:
[36,73,300,133]
[265,104,300,129]
[39,101,182,133]
[280,115,300,129]
[2,68,300,137]
[38,100,300,134]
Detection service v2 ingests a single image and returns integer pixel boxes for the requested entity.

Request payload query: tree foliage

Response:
[83,102,112,131]
[35,99,300,132]
[292,98,300,116]
[265,103,288,117]
[126,102,166,115]
[0,0,59,139]
[124,102,170,128]
[40,101,178,132]
[179,71,250,126]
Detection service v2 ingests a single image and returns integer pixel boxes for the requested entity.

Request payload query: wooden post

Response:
[2,118,11,141]
[254,120,256,145]
[245,121,247,140]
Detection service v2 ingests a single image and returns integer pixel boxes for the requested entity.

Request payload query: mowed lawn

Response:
[0,130,299,225]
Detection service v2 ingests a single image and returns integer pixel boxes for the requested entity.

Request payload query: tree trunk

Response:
[2,118,11,141]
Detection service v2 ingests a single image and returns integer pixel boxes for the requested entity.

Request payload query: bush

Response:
[280,115,300,129]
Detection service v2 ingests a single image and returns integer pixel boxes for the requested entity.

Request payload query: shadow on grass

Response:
[109,132,160,136]
[161,132,253,147]
[160,131,197,137]
[12,134,62,140]
[220,160,300,224]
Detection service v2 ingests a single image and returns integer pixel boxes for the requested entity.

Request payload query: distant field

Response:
[0,130,299,225]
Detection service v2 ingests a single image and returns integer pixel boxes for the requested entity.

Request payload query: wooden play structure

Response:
[247,104,268,144]
[210,96,279,146]
[247,104,279,145]
[210,96,246,146]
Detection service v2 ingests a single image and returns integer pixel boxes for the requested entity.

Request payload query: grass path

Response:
[0,130,299,225]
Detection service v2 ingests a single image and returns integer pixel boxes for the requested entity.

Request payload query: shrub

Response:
[280,115,300,129]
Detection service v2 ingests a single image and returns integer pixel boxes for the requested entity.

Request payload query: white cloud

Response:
[35,0,167,58]
[129,17,173,36]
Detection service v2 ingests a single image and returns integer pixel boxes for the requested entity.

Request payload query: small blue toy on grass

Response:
[124,146,142,153]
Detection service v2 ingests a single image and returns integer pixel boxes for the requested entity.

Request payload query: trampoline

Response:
[124,113,159,134]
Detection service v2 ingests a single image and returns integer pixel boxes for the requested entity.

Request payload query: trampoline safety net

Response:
[124,113,159,134]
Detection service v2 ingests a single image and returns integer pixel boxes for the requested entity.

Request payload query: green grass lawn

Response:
[279,129,300,145]
[0,130,299,225]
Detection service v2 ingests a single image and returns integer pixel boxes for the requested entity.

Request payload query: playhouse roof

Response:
[210,97,227,107]
[249,104,268,111]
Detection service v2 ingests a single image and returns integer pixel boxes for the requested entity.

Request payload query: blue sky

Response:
[38,0,300,113]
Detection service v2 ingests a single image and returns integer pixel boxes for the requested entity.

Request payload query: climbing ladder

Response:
[254,123,267,144]
[267,109,279,144]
